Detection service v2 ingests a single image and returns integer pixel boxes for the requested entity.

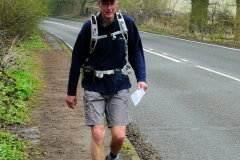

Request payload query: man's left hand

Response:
[137,82,148,91]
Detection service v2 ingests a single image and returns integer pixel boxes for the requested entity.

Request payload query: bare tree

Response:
[236,0,240,42]
[189,0,209,33]
[79,0,88,15]
[119,0,168,25]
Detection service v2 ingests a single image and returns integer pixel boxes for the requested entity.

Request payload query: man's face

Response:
[98,0,118,23]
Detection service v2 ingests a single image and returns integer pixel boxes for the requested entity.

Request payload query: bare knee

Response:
[111,126,126,143]
[91,125,105,144]
[114,134,125,143]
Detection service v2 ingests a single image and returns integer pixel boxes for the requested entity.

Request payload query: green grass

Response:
[138,24,170,36]
[9,71,36,100]
[57,14,88,22]
[21,32,51,51]
[0,131,30,160]
[0,51,38,125]
[122,139,133,157]
[0,99,30,125]
[0,70,36,124]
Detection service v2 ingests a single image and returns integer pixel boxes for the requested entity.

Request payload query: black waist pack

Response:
[83,66,95,84]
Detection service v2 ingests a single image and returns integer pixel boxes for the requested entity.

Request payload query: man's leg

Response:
[109,126,126,156]
[91,125,106,160]
[105,89,130,159]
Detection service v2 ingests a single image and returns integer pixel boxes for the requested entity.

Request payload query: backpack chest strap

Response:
[98,31,122,40]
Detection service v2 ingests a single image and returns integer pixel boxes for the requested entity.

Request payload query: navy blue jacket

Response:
[67,13,146,95]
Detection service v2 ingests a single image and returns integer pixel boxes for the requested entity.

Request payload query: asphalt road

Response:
[41,18,240,160]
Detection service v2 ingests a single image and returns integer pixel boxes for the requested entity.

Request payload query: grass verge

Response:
[0,31,50,159]
[0,131,31,160]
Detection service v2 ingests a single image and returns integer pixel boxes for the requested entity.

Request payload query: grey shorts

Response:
[83,89,130,127]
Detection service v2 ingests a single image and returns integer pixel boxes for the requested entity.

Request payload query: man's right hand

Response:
[65,95,77,109]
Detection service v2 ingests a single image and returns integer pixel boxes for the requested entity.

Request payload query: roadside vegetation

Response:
[0,31,50,159]
[0,131,31,160]
[0,0,50,159]
[50,0,239,47]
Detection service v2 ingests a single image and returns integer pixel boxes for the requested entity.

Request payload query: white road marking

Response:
[48,31,73,50]
[144,48,181,62]
[44,21,80,30]
[141,31,240,51]
[181,59,188,62]
[196,65,240,82]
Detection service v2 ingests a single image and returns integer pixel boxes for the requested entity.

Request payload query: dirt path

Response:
[31,33,92,159]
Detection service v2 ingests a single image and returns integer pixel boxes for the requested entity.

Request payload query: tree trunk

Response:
[236,0,240,43]
[189,0,209,33]
[79,0,87,15]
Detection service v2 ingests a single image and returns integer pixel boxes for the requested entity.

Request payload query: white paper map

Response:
[131,88,145,106]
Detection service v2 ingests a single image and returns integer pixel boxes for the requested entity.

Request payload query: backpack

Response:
[89,11,128,54]
[84,11,131,78]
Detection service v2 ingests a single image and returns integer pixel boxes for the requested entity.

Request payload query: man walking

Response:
[65,0,147,159]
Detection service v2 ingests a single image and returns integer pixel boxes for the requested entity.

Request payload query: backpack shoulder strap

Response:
[89,14,98,54]
[116,12,128,42]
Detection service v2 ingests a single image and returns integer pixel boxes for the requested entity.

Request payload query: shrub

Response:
[0,0,50,39]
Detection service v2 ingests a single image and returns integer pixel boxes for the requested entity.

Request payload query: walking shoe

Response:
[105,153,119,160]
